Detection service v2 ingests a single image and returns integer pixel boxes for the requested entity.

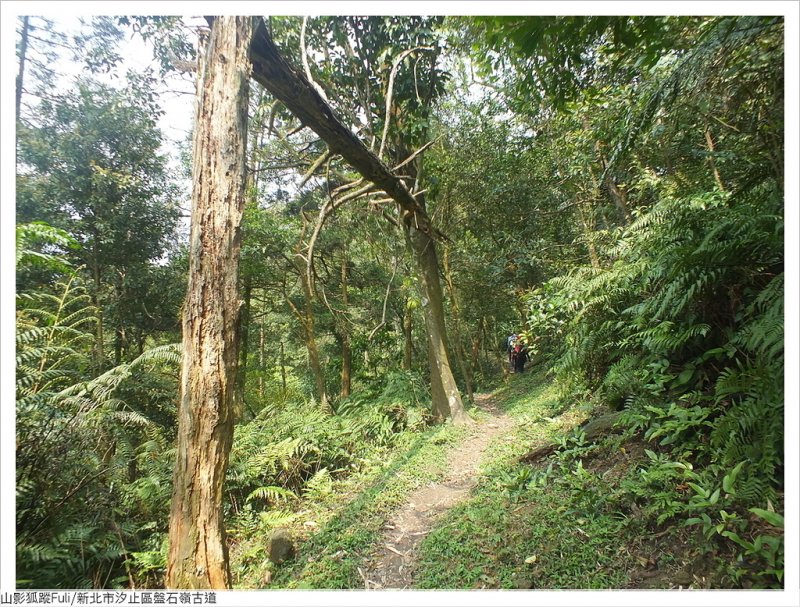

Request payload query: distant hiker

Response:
[513,342,528,374]
[507,332,518,368]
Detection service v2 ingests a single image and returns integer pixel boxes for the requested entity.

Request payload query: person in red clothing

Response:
[513,342,528,373]
[507,332,518,369]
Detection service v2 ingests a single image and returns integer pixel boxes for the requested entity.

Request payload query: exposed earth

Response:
[363,393,516,589]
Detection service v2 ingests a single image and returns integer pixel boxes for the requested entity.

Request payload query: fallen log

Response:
[519,411,626,462]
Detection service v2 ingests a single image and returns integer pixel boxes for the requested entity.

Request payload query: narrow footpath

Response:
[362,394,516,589]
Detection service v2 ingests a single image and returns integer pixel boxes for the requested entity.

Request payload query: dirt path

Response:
[362,394,516,589]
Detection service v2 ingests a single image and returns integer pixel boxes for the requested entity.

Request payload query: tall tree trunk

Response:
[258,314,265,398]
[442,248,474,402]
[234,277,252,419]
[482,316,491,368]
[166,17,253,590]
[279,340,287,396]
[704,125,726,192]
[578,200,601,270]
[304,310,327,407]
[592,133,632,225]
[285,216,328,407]
[471,332,481,380]
[426,337,449,420]
[604,173,632,224]
[285,272,328,406]
[16,16,29,123]
[392,116,468,423]
[405,224,469,424]
[114,327,124,366]
[113,274,127,366]
[402,303,413,371]
[91,258,104,372]
[339,252,352,398]
[298,269,328,407]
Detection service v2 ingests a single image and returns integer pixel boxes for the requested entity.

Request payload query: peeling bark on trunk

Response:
[166,17,253,590]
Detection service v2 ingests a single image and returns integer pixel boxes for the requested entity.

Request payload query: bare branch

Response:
[298,149,333,189]
[285,124,308,138]
[390,137,440,172]
[304,182,377,291]
[368,255,399,340]
[381,210,401,229]
[332,177,365,196]
[301,16,328,101]
[281,277,303,321]
[379,46,434,160]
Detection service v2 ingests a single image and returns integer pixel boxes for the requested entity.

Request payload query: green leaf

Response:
[722,461,745,494]
[721,530,751,549]
[687,482,709,498]
[675,367,694,386]
[749,508,784,528]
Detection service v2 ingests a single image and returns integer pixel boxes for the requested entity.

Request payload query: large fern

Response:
[16,260,182,588]
[527,163,783,516]
[710,273,783,503]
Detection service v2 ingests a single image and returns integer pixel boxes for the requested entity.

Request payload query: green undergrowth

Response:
[415,368,784,589]
[233,413,472,589]
[235,366,783,590]
[414,370,637,589]
[416,487,633,589]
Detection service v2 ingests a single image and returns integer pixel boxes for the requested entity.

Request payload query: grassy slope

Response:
[240,368,768,590]
[236,420,471,588]
[414,371,638,589]
[413,370,762,590]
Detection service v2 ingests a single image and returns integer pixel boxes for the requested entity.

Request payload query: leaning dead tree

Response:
[249,18,469,424]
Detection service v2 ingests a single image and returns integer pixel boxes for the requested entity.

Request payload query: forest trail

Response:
[362,393,516,589]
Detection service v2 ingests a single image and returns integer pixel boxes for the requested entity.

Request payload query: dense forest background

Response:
[7,10,795,595]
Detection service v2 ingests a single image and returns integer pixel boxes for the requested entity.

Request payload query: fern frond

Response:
[246,486,297,504]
